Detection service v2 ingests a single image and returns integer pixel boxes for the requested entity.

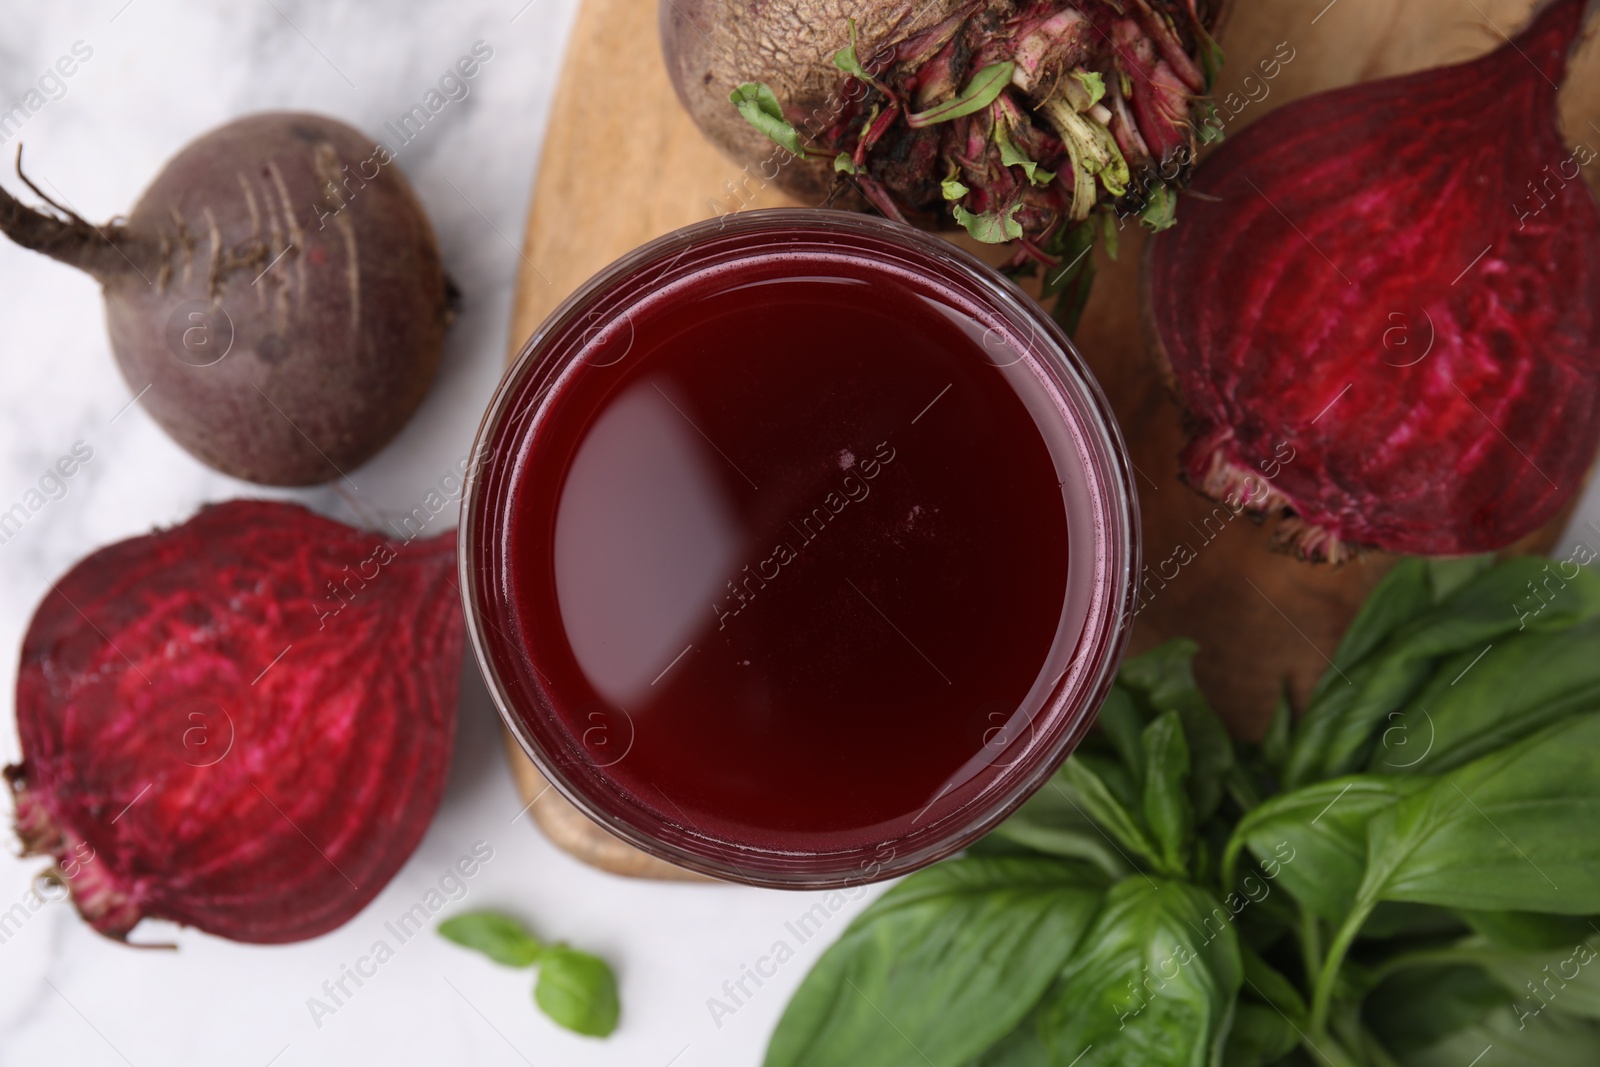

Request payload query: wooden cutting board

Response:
[499,0,1599,878]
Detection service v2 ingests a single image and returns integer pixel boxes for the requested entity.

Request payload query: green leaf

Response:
[964,1013,1050,1067]
[993,122,1053,186]
[1403,1002,1600,1067]
[1119,640,1234,822]
[730,82,807,157]
[1460,909,1600,951]
[1220,1004,1299,1067]
[438,911,543,968]
[1042,217,1097,335]
[834,153,857,174]
[1357,713,1600,915]
[1141,711,1194,875]
[1426,554,1495,601]
[940,175,968,200]
[1096,686,1149,784]
[764,857,1106,1067]
[1138,184,1177,232]
[1469,932,1600,1020]
[907,62,1015,128]
[1065,70,1105,111]
[1227,776,1426,922]
[1261,688,1292,774]
[534,944,620,1037]
[1062,758,1167,874]
[832,18,869,80]
[1311,557,1433,706]
[1368,617,1600,776]
[1363,963,1509,1057]
[1036,878,1243,1067]
[1286,558,1600,788]
[987,765,1132,878]
[1194,27,1225,91]
[952,201,1023,243]
[1240,945,1306,1021]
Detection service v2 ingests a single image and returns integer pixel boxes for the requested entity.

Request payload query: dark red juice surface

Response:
[504,250,1080,854]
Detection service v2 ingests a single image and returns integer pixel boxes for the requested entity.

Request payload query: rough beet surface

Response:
[1147,0,1600,560]
[0,113,454,486]
[663,0,1222,278]
[6,500,462,944]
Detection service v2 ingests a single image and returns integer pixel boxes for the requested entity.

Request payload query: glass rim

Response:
[459,208,1141,889]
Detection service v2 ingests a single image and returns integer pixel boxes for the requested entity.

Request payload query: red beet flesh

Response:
[1148,0,1600,559]
[6,501,462,944]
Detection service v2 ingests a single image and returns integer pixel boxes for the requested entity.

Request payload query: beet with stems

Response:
[6,500,462,944]
[1147,0,1600,561]
[662,0,1225,326]
[0,112,454,486]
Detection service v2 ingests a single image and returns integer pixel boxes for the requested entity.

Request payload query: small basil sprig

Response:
[439,910,619,1038]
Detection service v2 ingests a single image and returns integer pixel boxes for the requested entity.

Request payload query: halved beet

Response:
[1147,0,1600,560]
[6,500,462,944]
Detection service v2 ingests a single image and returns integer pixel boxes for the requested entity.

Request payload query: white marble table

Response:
[4,3,1600,1067]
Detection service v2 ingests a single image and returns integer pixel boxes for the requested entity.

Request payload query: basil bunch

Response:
[765,556,1600,1066]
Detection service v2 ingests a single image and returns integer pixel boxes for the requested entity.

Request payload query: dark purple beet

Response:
[0,112,454,486]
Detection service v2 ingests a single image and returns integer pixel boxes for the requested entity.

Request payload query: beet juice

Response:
[463,210,1137,886]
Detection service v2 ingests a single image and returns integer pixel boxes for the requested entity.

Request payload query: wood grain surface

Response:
[500,0,1599,877]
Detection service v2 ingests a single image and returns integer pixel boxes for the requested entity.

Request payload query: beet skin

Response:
[0,113,454,486]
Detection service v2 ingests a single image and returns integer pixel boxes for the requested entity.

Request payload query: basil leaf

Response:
[1287,558,1600,787]
[1357,713,1600,915]
[1368,618,1600,776]
[533,944,620,1037]
[1141,711,1193,875]
[1362,963,1509,1057]
[1221,1003,1299,1067]
[987,766,1133,878]
[1063,758,1168,874]
[1313,557,1432,705]
[1036,878,1243,1067]
[1097,686,1149,785]
[1260,688,1292,775]
[765,857,1105,1067]
[438,910,543,968]
[1118,640,1233,821]
[1459,909,1600,950]
[964,1012,1049,1067]
[1403,1003,1600,1067]
[1239,945,1306,1021]
[906,62,1014,128]
[1227,776,1425,922]
[1425,553,1495,602]
[730,82,807,157]
[1457,932,1600,1020]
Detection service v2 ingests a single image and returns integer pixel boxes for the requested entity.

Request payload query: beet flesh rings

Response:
[1149,0,1600,559]
[8,501,461,943]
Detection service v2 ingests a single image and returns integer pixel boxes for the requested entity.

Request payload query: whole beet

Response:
[0,112,453,485]
[663,0,1223,283]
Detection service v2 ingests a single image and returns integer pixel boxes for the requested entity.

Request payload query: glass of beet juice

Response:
[462,210,1139,888]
